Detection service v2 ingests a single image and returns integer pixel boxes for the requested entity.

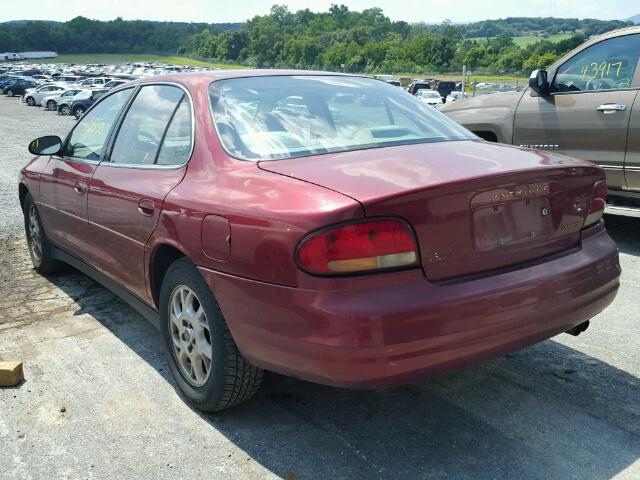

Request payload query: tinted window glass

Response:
[554,34,640,92]
[210,76,474,161]
[156,98,192,165]
[109,85,184,165]
[64,88,132,160]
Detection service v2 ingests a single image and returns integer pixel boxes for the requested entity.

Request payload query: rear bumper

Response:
[199,227,620,388]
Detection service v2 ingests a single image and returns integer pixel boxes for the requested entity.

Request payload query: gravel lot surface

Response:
[0,95,638,480]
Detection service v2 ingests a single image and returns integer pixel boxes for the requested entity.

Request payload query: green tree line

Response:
[177,6,628,73]
[0,6,631,74]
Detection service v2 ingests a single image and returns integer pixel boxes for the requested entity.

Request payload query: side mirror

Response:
[28,135,62,156]
[529,69,550,96]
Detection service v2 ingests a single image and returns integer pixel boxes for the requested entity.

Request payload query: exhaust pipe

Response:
[565,320,589,336]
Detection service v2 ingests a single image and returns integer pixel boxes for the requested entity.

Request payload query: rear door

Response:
[514,33,640,190]
[87,83,193,300]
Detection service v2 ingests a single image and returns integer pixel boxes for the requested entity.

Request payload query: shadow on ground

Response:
[45,217,639,480]
[604,214,639,256]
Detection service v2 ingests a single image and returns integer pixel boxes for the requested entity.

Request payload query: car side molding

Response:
[52,246,160,329]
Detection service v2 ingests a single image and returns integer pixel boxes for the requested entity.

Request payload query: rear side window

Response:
[554,34,640,92]
[64,88,133,160]
[109,85,189,166]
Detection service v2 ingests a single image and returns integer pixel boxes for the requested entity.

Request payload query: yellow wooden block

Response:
[0,362,24,386]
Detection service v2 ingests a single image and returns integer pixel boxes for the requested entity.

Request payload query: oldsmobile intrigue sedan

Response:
[20,71,621,411]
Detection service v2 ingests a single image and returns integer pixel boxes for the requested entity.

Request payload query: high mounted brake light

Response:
[296,219,419,275]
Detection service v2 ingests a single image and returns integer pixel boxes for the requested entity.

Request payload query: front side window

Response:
[64,88,133,160]
[109,85,187,165]
[553,34,640,92]
[210,76,474,161]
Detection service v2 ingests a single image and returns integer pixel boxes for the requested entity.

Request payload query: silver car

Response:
[40,88,86,110]
[22,83,67,106]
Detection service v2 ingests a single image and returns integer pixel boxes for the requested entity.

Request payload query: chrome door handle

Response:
[74,181,86,195]
[596,104,626,112]
[137,199,155,217]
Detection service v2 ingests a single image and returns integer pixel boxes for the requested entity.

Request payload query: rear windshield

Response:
[209,75,474,161]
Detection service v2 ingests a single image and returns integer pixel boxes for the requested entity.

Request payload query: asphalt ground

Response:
[0,94,638,480]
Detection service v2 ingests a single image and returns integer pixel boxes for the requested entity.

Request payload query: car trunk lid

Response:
[259,140,602,280]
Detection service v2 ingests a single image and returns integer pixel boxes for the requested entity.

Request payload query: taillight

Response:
[296,219,419,275]
[584,180,607,228]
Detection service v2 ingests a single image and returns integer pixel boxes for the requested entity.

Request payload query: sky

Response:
[2,0,638,24]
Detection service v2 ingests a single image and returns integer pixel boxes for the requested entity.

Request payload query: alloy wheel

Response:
[47,100,55,110]
[6,90,13,97]
[26,97,35,106]
[74,107,85,119]
[60,105,70,115]
[27,204,42,263]
[168,285,213,387]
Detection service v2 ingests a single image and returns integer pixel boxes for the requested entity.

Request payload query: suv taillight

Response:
[296,219,419,275]
[584,180,607,228]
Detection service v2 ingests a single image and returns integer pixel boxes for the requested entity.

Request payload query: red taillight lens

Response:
[296,219,419,275]
[584,180,607,228]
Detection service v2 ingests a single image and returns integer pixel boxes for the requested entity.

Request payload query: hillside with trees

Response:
[0,6,632,74]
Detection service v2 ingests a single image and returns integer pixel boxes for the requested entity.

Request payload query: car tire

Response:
[59,104,70,115]
[6,89,14,97]
[23,193,62,275]
[159,257,263,412]
[46,100,56,110]
[73,106,85,119]
[25,96,35,106]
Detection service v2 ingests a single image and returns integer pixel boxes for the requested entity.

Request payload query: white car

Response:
[445,91,469,103]
[72,77,112,88]
[40,88,87,110]
[417,89,443,107]
[104,79,128,89]
[22,83,67,106]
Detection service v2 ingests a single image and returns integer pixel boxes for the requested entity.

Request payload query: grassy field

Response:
[469,34,572,47]
[32,53,247,69]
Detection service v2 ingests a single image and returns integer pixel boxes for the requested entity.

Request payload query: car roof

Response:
[131,69,356,90]
[593,25,640,41]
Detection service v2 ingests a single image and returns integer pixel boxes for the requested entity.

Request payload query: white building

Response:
[1,51,58,62]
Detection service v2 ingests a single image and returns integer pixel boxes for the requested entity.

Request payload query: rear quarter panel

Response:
[144,75,364,295]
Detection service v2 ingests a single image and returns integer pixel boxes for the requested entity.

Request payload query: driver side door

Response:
[514,33,640,190]
[38,87,134,261]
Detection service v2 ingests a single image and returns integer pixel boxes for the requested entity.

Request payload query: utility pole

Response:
[462,65,466,98]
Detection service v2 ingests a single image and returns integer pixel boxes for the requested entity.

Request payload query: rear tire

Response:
[26,96,35,106]
[59,104,70,115]
[46,100,56,110]
[23,193,61,275]
[160,258,263,412]
[6,89,14,97]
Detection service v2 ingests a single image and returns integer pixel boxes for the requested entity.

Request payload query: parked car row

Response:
[2,61,223,119]
[407,79,458,102]
[15,79,123,118]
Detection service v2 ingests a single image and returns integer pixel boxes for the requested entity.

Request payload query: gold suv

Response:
[442,27,640,214]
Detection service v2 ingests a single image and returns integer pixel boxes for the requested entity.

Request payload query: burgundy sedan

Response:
[20,71,620,411]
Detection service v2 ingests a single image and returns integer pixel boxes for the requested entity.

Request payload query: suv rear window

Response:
[209,75,474,161]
